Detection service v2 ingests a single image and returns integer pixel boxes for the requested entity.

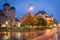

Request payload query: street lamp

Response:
[2,24,6,27]
[52,24,57,30]
[53,24,56,28]
[54,24,56,26]
[17,22,21,27]
[28,4,34,32]
[29,4,34,12]
[6,21,8,25]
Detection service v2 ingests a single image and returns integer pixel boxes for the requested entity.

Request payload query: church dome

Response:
[3,3,10,7]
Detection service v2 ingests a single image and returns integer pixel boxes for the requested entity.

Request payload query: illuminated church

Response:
[0,3,16,26]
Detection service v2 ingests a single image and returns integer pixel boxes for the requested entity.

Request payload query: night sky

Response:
[0,0,60,23]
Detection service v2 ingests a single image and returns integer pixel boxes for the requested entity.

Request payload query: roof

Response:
[35,11,47,15]
[10,7,15,10]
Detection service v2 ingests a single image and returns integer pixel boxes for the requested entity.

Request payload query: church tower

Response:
[10,7,16,22]
[3,3,10,17]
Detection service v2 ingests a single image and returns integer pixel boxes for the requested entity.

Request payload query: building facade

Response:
[0,10,8,26]
[3,3,16,23]
[36,11,54,20]
[0,3,16,26]
[35,11,53,20]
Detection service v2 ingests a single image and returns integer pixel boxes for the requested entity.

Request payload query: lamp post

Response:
[29,4,34,12]
[28,4,34,32]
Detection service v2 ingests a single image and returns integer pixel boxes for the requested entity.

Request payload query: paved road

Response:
[32,28,58,40]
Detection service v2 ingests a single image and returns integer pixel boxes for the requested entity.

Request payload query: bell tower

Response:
[10,7,16,22]
[3,3,10,16]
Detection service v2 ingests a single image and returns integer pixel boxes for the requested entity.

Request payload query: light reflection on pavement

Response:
[0,28,58,40]
[32,28,58,40]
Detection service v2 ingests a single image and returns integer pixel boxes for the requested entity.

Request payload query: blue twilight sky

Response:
[0,0,60,23]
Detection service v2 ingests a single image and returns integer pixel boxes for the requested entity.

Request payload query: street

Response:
[0,28,59,40]
[32,28,58,40]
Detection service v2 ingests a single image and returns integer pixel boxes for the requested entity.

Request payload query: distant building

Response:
[35,11,53,20]
[35,11,49,19]
[0,3,16,27]
[0,3,16,25]
[35,11,58,24]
